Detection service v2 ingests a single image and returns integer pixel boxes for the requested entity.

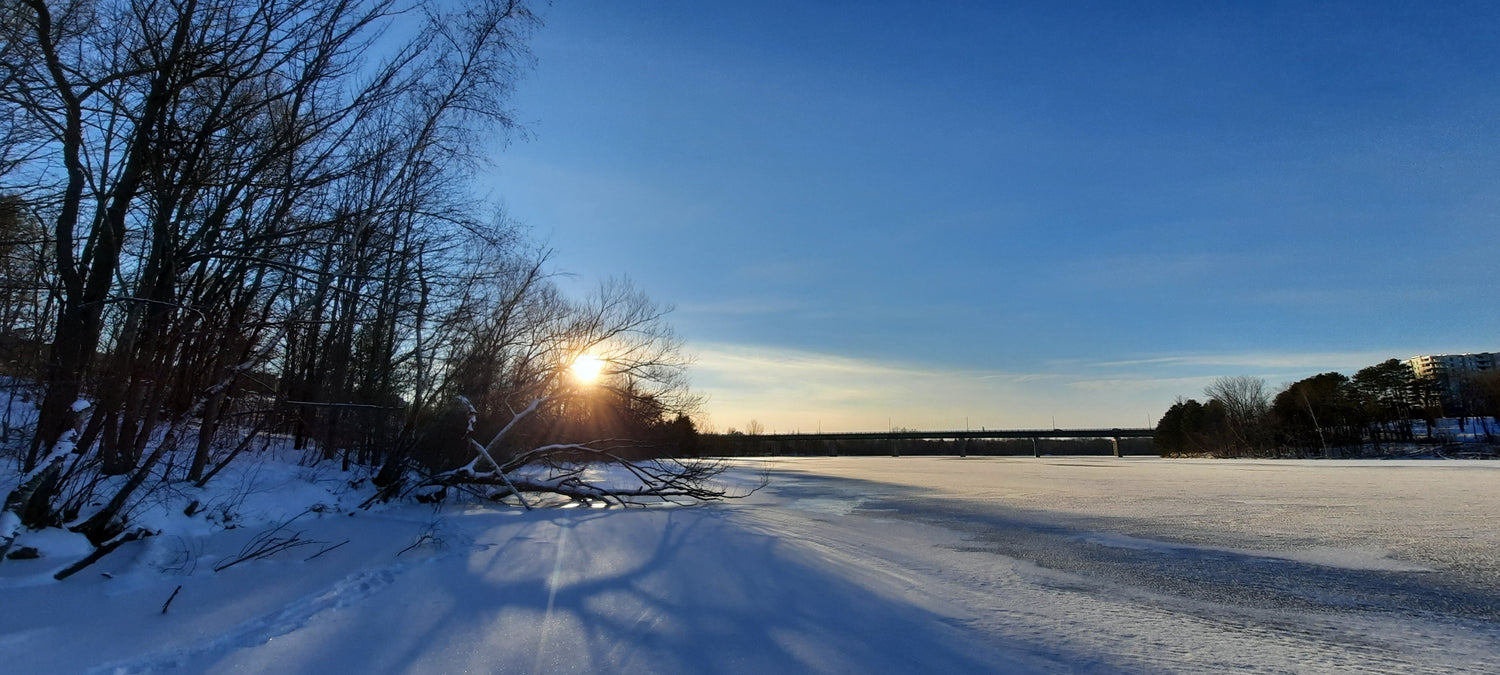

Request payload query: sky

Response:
[484,0,1500,433]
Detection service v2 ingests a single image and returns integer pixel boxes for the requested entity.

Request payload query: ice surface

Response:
[1075,532,1435,572]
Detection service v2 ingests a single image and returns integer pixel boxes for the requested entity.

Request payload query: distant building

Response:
[1405,352,1498,412]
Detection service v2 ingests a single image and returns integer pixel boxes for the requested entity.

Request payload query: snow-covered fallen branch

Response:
[422,453,745,507]
[378,394,755,508]
[53,528,151,580]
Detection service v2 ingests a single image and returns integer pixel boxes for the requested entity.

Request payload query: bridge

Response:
[744,428,1154,442]
[709,427,1156,457]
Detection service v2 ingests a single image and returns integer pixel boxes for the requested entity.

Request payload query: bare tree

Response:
[0,0,541,552]
[1204,376,1271,455]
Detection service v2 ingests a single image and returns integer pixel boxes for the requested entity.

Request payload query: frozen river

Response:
[727,456,1500,672]
[754,456,1500,586]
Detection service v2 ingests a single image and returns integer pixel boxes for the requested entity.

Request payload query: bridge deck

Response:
[716,428,1154,442]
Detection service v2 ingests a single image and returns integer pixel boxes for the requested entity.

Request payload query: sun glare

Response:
[570,353,605,383]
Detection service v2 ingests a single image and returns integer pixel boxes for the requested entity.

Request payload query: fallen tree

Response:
[371,392,753,509]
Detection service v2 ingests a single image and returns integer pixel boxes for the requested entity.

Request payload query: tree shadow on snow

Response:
[197,503,1081,674]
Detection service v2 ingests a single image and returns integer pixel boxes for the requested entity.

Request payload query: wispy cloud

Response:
[675,297,808,317]
[689,343,1179,432]
[686,342,1450,433]
[1244,287,1446,308]
[1086,350,1406,371]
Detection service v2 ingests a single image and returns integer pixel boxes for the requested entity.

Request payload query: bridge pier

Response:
[1032,437,1039,458]
[1111,437,1121,458]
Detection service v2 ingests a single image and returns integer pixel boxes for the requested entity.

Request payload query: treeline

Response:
[1156,360,1500,457]
[0,0,700,550]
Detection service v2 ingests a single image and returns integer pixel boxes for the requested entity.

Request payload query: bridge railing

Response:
[703,428,1157,458]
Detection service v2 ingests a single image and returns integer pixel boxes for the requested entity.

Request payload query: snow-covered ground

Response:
[3,456,1499,673]
[1420,416,1499,443]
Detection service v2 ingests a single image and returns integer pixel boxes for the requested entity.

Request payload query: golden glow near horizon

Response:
[570,353,606,384]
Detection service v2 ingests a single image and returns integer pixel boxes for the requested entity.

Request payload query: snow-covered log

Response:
[0,440,75,562]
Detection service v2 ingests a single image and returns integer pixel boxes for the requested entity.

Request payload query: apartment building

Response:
[1405,352,1498,412]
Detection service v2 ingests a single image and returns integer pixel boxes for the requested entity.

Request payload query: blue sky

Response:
[485,0,1500,432]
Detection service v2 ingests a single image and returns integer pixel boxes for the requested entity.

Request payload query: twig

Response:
[398,533,434,556]
[161,585,183,614]
[304,539,348,562]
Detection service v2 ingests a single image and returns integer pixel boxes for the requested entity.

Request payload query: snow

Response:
[1418,416,1499,442]
[3,456,1499,672]
[0,510,20,550]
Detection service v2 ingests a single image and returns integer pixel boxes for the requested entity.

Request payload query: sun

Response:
[570,353,606,384]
